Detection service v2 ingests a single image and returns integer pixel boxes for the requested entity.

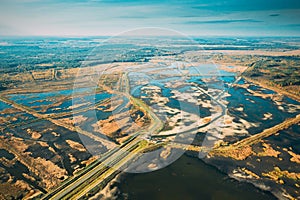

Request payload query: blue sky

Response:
[0,0,299,36]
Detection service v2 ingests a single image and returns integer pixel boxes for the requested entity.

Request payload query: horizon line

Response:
[1,34,300,38]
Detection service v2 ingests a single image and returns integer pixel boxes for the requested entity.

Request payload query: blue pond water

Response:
[0,100,12,111]
[227,84,300,134]
[7,88,111,114]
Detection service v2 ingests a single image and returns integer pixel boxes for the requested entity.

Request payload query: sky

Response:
[0,0,300,36]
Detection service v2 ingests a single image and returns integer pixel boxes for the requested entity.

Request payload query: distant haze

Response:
[0,0,300,36]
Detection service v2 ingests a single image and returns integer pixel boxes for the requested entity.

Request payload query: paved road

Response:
[42,72,164,199]
[43,135,142,200]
